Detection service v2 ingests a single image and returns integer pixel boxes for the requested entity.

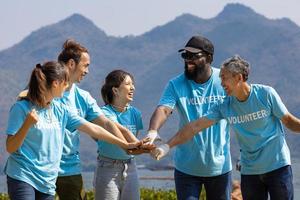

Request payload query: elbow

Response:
[6,145,16,154]
[6,138,16,154]
[104,119,115,130]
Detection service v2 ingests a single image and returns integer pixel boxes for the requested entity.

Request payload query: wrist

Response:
[148,130,158,134]
[147,130,158,138]
[161,143,170,151]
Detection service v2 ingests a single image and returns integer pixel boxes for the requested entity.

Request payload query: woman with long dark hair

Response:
[5,62,139,200]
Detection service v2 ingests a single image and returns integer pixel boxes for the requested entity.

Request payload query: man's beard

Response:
[184,62,206,81]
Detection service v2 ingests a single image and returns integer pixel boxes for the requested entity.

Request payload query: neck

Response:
[66,81,75,91]
[235,82,251,102]
[111,100,128,112]
[44,94,53,108]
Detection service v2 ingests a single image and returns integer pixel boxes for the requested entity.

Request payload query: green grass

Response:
[1,187,207,200]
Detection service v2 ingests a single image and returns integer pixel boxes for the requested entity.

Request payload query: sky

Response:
[0,0,299,50]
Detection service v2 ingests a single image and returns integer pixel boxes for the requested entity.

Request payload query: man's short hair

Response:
[221,55,250,81]
[58,39,88,64]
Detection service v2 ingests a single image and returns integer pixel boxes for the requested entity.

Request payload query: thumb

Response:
[156,155,161,161]
[155,150,162,160]
[31,108,37,114]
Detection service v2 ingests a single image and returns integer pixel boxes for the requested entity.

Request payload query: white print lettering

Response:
[35,121,61,130]
[184,95,225,106]
[227,109,268,124]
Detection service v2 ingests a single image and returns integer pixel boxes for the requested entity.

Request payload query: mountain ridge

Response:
[1,3,300,171]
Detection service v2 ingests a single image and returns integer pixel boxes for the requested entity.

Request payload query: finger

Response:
[156,154,161,160]
[155,151,160,160]
[143,137,151,143]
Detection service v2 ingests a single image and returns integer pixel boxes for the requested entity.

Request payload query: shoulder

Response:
[11,100,31,113]
[211,67,220,74]
[211,67,222,81]
[252,84,276,95]
[128,105,142,116]
[100,105,113,115]
[52,100,69,115]
[74,85,94,99]
[169,73,186,84]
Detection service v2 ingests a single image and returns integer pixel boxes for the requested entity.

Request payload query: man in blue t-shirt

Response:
[155,55,299,200]
[55,39,139,200]
[146,35,232,200]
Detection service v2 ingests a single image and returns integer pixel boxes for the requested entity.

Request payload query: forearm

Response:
[167,121,198,148]
[115,122,139,142]
[149,106,171,131]
[79,122,128,149]
[92,117,127,141]
[282,113,300,132]
[167,117,215,148]
[6,123,31,153]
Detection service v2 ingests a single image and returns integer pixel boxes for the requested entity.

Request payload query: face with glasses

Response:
[182,51,208,81]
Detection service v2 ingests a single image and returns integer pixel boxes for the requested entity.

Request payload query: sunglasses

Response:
[181,51,206,60]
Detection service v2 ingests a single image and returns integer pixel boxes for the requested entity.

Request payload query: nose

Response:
[131,84,135,91]
[186,62,195,68]
[85,67,89,74]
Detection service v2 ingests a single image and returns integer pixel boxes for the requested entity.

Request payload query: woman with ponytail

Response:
[5,62,140,200]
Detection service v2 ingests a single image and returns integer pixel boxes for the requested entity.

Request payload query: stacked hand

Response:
[143,130,162,145]
[126,138,156,155]
[151,144,170,160]
[140,130,170,160]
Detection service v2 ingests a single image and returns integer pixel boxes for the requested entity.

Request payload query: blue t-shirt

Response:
[4,100,86,195]
[97,104,143,160]
[56,84,103,176]
[159,68,231,176]
[205,84,290,174]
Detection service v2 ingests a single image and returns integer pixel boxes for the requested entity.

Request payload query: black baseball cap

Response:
[178,35,214,55]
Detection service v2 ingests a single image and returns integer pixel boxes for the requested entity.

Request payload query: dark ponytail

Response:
[27,61,69,107]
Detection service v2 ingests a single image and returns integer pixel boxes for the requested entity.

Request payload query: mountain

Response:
[1,3,300,171]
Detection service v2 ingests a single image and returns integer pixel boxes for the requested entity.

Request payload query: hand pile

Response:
[150,144,170,160]
[126,130,171,160]
[126,137,156,155]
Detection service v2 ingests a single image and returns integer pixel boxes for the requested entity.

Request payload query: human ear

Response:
[112,87,118,96]
[67,59,76,70]
[237,74,244,82]
[52,80,59,88]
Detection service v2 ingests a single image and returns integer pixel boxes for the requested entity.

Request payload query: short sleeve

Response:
[84,93,103,121]
[135,109,143,131]
[268,87,288,119]
[6,102,28,135]
[204,103,224,122]
[158,81,177,109]
[66,108,87,132]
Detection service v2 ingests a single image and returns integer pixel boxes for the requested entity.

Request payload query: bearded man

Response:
[145,35,232,200]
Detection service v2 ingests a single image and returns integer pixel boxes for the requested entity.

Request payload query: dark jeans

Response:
[241,165,294,200]
[7,176,54,200]
[174,169,232,200]
[56,174,86,200]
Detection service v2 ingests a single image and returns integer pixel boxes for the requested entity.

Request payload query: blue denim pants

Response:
[174,169,232,200]
[7,176,54,200]
[241,165,294,200]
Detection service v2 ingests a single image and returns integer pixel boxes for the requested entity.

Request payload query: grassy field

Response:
[0,187,207,200]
